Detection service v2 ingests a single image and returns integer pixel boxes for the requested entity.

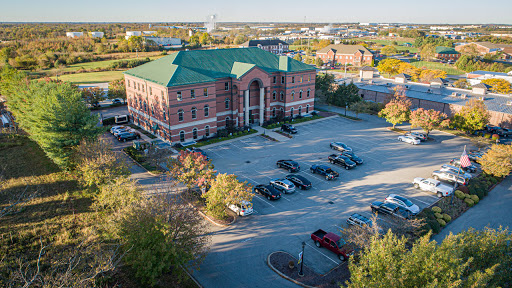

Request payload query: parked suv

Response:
[432,170,468,185]
[405,132,427,141]
[328,154,356,170]
[440,164,472,178]
[341,151,363,165]
[270,178,296,194]
[276,160,300,172]
[310,164,339,180]
[285,174,312,190]
[281,124,297,134]
[227,200,253,216]
[117,132,141,142]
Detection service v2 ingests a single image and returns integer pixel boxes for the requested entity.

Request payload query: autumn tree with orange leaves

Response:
[167,150,215,192]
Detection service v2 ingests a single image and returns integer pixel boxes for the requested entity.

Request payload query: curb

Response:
[267,251,315,288]
[121,150,162,176]
[181,196,236,228]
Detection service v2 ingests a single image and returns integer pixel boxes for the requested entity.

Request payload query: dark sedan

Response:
[285,174,312,190]
[330,142,352,152]
[276,159,300,172]
[370,201,413,219]
[254,184,281,200]
[117,132,141,142]
[341,151,363,165]
[281,124,298,134]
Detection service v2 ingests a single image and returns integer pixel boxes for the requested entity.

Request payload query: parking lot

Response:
[193,115,474,288]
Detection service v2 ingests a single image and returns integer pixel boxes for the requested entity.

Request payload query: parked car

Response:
[285,174,312,190]
[330,142,353,152]
[186,147,209,160]
[113,127,135,136]
[496,128,512,138]
[281,124,297,134]
[253,184,281,200]
[485,125,501,134]
[328,154,356,170]
[432,170,468,185]
[341,151,363,165]
[413,177,454,197]
[449,158,477,173]
[310,229,354,261]
[270,178,296,194]
[384,194,420,215]
[227,200,253,216]
[398,135,420,145]
[440,164,473,178]
[276,159,300,172]
[117,132,141,142]
[370,201,413,219]
[91,101,101,108]
[347,213,384,234]
[468,150,485,161]
[405,132,427,141]
[310,164,339,180]
[110,125,126,134]
[112,98,123,105]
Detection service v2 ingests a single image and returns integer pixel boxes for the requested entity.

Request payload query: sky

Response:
[1,0,511,24]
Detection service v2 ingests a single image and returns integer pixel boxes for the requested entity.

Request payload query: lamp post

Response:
[345,104,348,116]
[298,241,305,277]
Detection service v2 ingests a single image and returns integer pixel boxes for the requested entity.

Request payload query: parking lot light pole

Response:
[298,241,305,277]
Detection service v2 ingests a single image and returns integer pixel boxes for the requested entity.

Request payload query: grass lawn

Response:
[51,70,125,84]
[409,60,465,75]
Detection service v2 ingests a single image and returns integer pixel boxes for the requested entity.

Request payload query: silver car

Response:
[384,194,420,214]
[440,164,472,179]
[398,135,420,145]
[432,170,468,186]
[270,179,296,194]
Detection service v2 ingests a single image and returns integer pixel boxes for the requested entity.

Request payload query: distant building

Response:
[239,40,289,55]
[89,32,104,38]
[466,70,512,85]
[125,31,142,39]
[316,44,373,66]
[455,42,502,55]
[359,23,378,26]
[66,32,83,38]
[359,66,376,79]
[144,37,182,47]
[435,46,460,61]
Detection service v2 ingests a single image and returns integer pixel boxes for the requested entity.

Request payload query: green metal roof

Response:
[435,46,459,54]
[124,48,315,87]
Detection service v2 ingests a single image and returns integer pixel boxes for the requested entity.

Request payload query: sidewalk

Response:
[316,104,385,123]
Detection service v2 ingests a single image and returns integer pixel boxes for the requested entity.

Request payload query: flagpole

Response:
[451,145,465,205]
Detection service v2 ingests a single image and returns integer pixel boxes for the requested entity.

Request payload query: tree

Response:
[326,83,361,107]
[75,137,130,189]
[117,193,210,286]
[377,58,403,75]
[293,53,302,62]
[458,44,480,57]
[349,101,367,117]
[202,173,254,219]
[167,150,215,191]
[418,69,447,82]
[107,79,126,103]
[481,78,512,94]
[378,87,411,128]
[315,57,324,67]
[419,43,436,61]
[94,177,142,215]
[315,73,335,102]
[199,32,212,45]
[409,108,449,136]
[478,144,512,177]
[81,86,104,106]
[380,45,398,55]
[454,79,469,89]
[233,34,248,45]
[451,99,490,133]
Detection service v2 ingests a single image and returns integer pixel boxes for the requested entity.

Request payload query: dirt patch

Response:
[269,251,350,288]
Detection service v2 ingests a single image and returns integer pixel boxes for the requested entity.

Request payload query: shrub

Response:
[443,213,451,222]
[434,212,443,219]
[417,209,441,235]
[470,194,479,203]
[102,117,115,126]
[457,185,469,194]
[437,218,447,227]
[464,198,475,207]
[454,190,466,200]
[492,134,500,141]
[484,133,491,139]
[431,206,442,213]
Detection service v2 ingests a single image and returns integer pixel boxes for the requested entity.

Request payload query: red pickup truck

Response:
[310,229,354,261]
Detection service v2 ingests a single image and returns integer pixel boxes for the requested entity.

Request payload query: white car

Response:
[384,194,420,215]
[440,164,472,179]
[227,200,253,216]
[113,127,135,136]
[110,125,126,134]
[412,177,454,197]
[270,179,296,194]
[398,135,420,145]
[406,132,427,141]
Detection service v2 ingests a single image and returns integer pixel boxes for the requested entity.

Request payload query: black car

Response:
[186,147,209,160]
[328,154,356,170]
[117,132,141,142]
[254,184,281,200]
[497,128,512,138]
[91,101,101,108]
[310,164,339,180]
[370,201,412,219]
[341,151,363,165]
[276,160,300,172]
[285,174,312,190]
[281,124,297,134]
[112,98,122,105]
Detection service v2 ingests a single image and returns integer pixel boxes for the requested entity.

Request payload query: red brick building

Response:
[435,46,460,61]
[124,48,316,143]
[316,44,373,66]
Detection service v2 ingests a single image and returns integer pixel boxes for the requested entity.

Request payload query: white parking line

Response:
[205,149,222,158]
[253,195,276,208]
[305,242,339,264]
[230,141,246,151]
[409,196,432,206]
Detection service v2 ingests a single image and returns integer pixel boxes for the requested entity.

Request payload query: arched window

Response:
[272,91,276,100]
[204,105,209,117]
[178,109,184,122]
[225,98,230,109]
[299,90,303,99]
[307,89,310,98]
[205,125,210,137]
[280,92,284,101]
[306,104,310,114]
[272,107,276,117]
[192,128,198,139]
[291,91,295,101]
[179,131,185,142]
[290,107,294,117]
[298,106,302,115]
[191,107,197,119]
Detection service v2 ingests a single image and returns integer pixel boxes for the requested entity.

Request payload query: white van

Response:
[115,115,129,124]
[227,201,253,216]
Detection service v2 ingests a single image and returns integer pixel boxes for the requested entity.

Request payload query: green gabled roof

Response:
[124,48,315,87]
[435,46,459,54]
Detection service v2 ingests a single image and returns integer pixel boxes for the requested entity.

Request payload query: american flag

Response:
[460,148,471,168]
